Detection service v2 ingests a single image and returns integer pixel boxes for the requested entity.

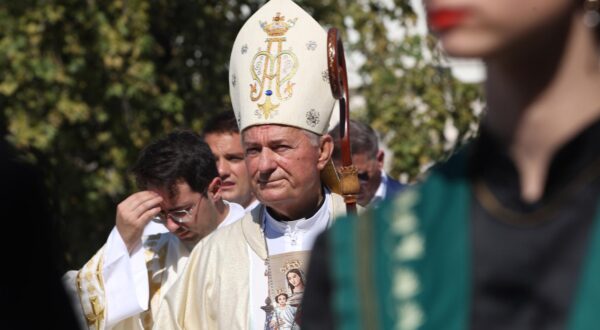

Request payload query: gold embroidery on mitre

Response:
[258,96,280,118]
[250,12,299,119]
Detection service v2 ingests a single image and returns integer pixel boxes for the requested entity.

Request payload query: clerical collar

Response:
[264,189,331,235]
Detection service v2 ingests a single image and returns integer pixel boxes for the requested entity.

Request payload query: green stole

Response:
[329,151,600,330]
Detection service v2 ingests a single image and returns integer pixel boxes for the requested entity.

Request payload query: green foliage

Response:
[0,0,261,268]
[330,0,483,180]
[303,0,483,180]
[0,0,481,269]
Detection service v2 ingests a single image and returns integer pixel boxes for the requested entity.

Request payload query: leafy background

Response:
[0,0,482,270]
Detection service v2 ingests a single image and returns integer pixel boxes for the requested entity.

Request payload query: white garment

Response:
[245,199,261,212]
[142,221,169,235]
[263,192,332,254]
[219,201,245,228]
[152,191,347,330]
[65,201,244,330]
[102,201,243,328]
[102,201,244,328]
[248,194,331,329]
[271,304,299,330]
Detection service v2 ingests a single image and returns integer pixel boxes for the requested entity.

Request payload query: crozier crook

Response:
[327,27,359,215]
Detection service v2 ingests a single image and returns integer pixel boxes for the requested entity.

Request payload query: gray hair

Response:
[302,130,321,148]
[329,119,379,160]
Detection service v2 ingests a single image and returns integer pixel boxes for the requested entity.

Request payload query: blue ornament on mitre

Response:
[229,0,336,135]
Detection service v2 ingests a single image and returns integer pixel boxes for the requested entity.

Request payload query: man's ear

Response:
[376,150,385,170]
[207,177,222,201]
[317,134,334,170]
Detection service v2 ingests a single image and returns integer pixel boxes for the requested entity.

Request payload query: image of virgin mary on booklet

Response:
[261,251,309,330]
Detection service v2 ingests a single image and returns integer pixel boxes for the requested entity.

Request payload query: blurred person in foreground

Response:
[63,131,244,329]
[330,119,405,208]
[302,0,600,329]
[153,0,349,328]
[0,139,80,329]
[202,111,259,211]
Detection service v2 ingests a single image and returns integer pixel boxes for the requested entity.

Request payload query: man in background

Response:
[64,130,244,330]
[329,119,405,208]
[202,111,258,211]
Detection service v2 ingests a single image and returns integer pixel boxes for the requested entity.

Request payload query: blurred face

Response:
[153,180,220,243]
[424,0,575,58]
[204,132,254,208]
[348,151,384,207]
[242,125,331,212]
[287,271,304,290]
[277,295,287,306]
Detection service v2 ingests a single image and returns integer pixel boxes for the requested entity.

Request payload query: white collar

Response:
[245,199,261,212]
[218,201,245,228]
[264,190,332,235]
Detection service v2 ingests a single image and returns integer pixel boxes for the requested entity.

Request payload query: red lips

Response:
[427,8,469,32]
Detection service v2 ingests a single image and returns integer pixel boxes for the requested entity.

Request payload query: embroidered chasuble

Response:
[69,232,192,330]
[65,202,244,330]
[153,191,347,329]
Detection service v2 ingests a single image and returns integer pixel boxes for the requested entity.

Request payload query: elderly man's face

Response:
[242,125,330,215]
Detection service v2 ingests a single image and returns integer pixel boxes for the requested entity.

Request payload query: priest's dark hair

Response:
[131,130,217,197]
[202,110,239,137]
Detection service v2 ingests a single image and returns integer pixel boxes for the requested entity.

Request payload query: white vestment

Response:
[64,201,245,330]
[153,191,347,329]
[271,304,299,330]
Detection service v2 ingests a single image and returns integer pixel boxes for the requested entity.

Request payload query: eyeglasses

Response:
[151,199,200,225]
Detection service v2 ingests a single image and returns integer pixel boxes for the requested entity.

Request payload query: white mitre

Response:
[229,0,336,135]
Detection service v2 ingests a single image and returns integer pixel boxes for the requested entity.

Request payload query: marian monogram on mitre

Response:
[250,12,299,119]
